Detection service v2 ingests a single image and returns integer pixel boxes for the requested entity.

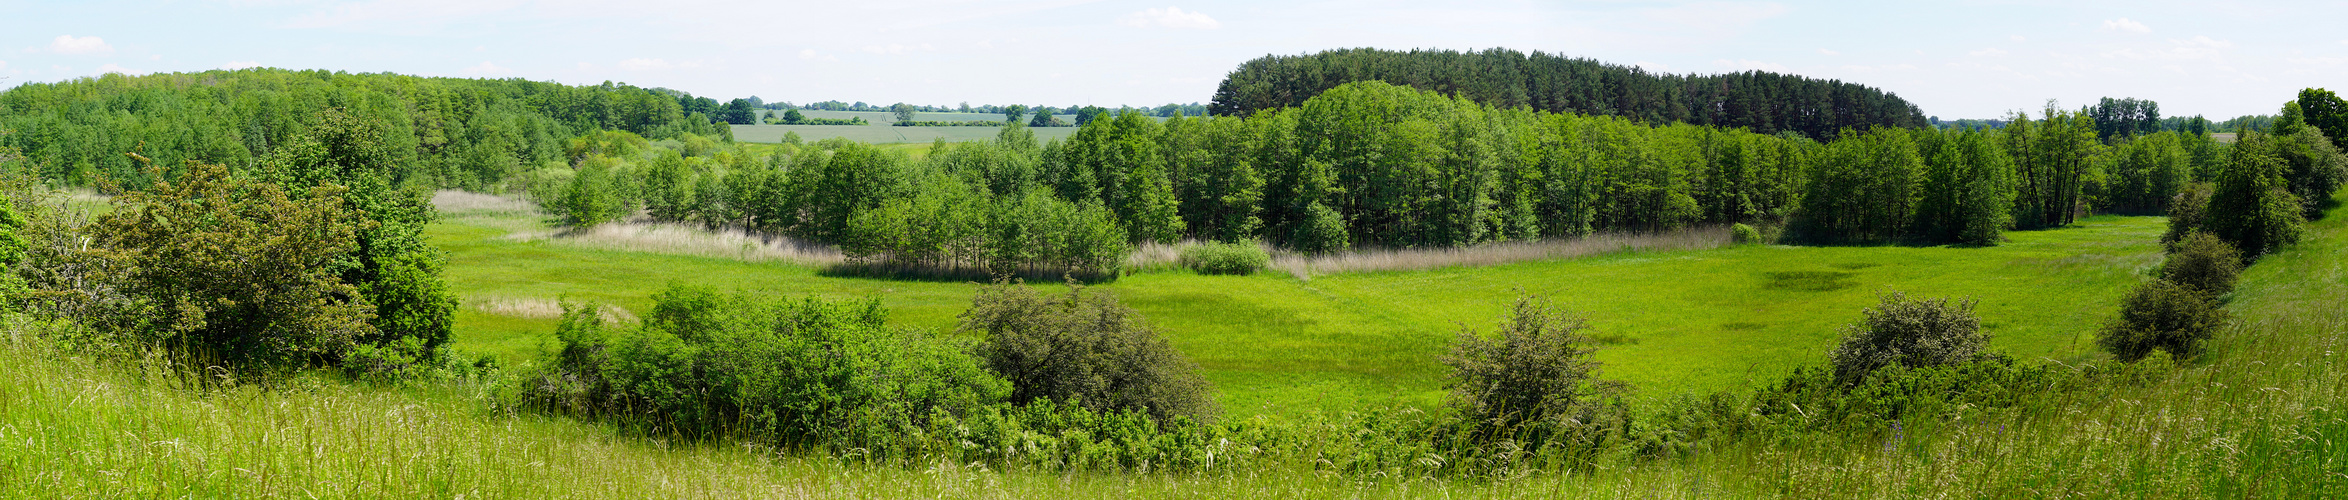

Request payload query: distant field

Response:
[731,124,1079,144]
[735,109,1177,144]
[431,198,2162,417]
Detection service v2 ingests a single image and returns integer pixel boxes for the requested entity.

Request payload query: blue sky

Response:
[3,0,2343,119]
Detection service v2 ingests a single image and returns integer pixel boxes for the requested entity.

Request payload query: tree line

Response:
[1208,47,1929,140]
[546,82,2344,282]
[0,68,732,190]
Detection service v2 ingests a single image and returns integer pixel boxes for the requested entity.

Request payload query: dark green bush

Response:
[1440,296,1626,430]
[1178,241,1269,275]
[2098,279,2228,362]
[522,286,1008,449]
[961,279,1219,424]
[2160,182,2213,249]
[1827,291,1990,385]
[2162,231,2243,296]
[1730,223,1763,244]
[97,163,376,370]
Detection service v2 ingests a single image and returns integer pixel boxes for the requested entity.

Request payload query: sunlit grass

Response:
[432,193,2164,416]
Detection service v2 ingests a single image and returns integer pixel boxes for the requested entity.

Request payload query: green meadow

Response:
[433,201,2162,416]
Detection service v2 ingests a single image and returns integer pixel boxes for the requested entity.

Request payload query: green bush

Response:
[1178,241,1270,275]
[961,279,1219,424]
[1730,223,1763,244]
[1440,296,1626,430]
[2098,279,2228,362]
[1827,291,1990,385]
[2160,182,2214,249]
[96,163,376,370]
[522,286,1008,449]
[1289,202,1350,255]
[2162,231,2244,296]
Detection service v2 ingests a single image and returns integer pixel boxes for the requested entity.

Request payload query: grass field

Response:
[732,110,1087,144]
[431,198,2163,416]
[10,195,2338,497]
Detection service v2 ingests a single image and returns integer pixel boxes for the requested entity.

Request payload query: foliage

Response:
[2097,279,2226,362]
[94,162,374,369]
[535,156,634,228]
[2161,182,2214,248]
[1826,291,1990,385]
[2298,88,2348,142]
[2085,97,2163,140]
[522,286,1007,450]
[0,69,726,189]
[1439,296,1625,430]
[2202,130,2305,259]
[961,279,1219,425]
[1794,127,1920,243]
[2162,232,2243,296]
[1731,223,1763,244]
[1210,47,1927,140]
[1177,241,1269,275]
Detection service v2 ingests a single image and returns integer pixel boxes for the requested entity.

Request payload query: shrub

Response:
[1730,223,1763,244]
[95,163,375,370]
[523,286,1008,448]
[2162,232,2244,296]
[2099,279,2228,362]
[1178,241,1269,275]
[961,279,1219,424]
[2160,182,2213,249]
[1440,296,1626,430]
[1289,202,1350,255]
[1827,291,1990,385]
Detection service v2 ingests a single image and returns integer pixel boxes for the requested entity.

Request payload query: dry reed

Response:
[1269,226,1734,279]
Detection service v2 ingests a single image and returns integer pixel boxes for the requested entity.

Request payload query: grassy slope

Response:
[433,206,2162,416]
[7,201,2337,497]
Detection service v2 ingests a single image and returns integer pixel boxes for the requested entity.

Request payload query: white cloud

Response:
[461,60,511,76]
[617,58,669,71]
[615,58,699,71]
[221,60,261,70]
[1818,48,1839,56]
[1118,7,1220,30]
[2010,35,2026,42]
[1713,59,1788,72]
[2103,18,2150,34]
[1634,61,1671,73]
[861,43,935,55]
[93,63,141,75]
[1969,47,2008,57]
[0,60,8,71]
[48,35,114,55]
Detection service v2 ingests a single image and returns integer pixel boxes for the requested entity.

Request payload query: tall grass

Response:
[1270,226,1734,279]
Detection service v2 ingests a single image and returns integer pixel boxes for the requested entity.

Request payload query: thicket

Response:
[1177,241,1269,275]
[960,280,1219,424]
[521,287,1006,449]
[1825,292,1991,385]
[1210,47,1928,139]
[0,68,731,190]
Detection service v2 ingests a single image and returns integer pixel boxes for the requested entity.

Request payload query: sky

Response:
[2,0,2344,119]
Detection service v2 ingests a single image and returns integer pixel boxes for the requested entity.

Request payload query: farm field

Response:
[732,110,1166,144]
[431,196,2164,416]
[730,124,1079,144]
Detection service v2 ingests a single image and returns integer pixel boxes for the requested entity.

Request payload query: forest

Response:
[1209,47,1930,139]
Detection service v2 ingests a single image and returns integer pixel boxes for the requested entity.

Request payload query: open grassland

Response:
[431,196,2164,416]
[7,194,2339,498]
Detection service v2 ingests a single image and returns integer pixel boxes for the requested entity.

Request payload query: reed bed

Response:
[1270,226,1735,279]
